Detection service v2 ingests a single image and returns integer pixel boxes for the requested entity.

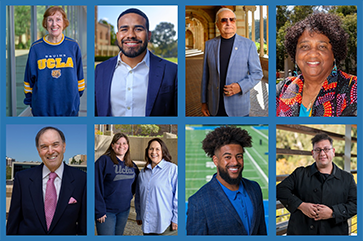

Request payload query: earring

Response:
[294,63,299,77]
[331,59,337,76]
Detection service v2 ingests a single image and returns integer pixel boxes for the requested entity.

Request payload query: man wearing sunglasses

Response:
[201,8,263,117]
[277,133,357,235]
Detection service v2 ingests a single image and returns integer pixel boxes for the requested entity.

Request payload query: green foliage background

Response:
[276,6,357,75]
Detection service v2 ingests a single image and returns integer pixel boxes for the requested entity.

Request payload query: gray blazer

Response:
[201,34,263,116]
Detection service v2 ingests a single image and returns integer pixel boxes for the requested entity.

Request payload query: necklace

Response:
[303,85,321,111]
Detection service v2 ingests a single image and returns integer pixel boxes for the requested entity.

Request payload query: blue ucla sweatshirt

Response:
[23,34,85,116]
[95,155,139,219]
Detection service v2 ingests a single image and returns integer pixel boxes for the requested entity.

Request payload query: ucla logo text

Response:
[37,57,74,70]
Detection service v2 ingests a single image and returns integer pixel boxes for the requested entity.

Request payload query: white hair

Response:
[215,8,236,23]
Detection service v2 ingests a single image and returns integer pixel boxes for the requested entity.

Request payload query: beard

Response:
[118,37,148,58]
[218,164,243,185]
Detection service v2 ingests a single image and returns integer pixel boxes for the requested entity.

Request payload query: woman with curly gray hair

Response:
[276,13,357,117]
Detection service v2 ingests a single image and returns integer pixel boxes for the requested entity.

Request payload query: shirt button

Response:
[129,71,133,74]
[127,107,130,110]
[310,225,314,229]
[128,87,131,91]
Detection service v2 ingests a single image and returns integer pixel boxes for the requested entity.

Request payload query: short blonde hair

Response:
[42,6,69,30]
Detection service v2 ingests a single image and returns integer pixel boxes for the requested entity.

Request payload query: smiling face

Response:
[312,139,335,171]
[296,30,335,82]
[148,140,163,168]
[116,13,151,58]
[216,10,237,39]
[37,129,66,172]
[213,144,244,189]
[112,137,129,160]
[46,11,64,41]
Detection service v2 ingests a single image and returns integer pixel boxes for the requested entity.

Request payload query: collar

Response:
[115,49,150,69]
[310,162,338,178]
[43,34,65,46]
[217,179,245,200]
[146,159,166,170]
[42,162,64,179]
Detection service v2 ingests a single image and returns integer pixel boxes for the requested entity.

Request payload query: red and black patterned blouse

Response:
[276,69,357,117]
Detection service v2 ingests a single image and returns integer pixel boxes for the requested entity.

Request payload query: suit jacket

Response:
[201,34,263,116]
[7,163,87,235]
[186,175,267,235]
[95,51,177,116]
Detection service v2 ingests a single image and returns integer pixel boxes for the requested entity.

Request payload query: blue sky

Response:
[6,124,87,163]
[97,5,178,38]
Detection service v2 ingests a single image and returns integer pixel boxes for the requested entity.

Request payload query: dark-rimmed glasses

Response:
[312,148,332,154]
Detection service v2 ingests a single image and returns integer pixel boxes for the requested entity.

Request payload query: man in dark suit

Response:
[186,126,266,235]
[95,8,177,116]
[7,126,86,235]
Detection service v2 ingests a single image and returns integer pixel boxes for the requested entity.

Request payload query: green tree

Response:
[14,6,31,49]
[114,124,160,136]
[150,22,177,57]
[70,157,77,164]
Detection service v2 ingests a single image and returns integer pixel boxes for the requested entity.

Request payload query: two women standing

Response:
[95,134,178,235]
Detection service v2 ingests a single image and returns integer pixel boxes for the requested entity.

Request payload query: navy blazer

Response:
[7,163,87,235]
[187,175,266,235]
[95,51,177,116]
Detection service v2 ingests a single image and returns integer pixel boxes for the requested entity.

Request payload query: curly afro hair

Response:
[202,126,252,157]
[284,12,349,64]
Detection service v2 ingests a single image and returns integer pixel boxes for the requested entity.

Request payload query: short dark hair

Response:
[284,13,349,64]
[144,138,172,169]
[117,8,149,31]
[35,126,66,147]
[202,126,252,157]
[311,133,333,147]
[103,133,133,167]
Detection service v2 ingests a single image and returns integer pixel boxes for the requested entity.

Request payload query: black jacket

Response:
[277,163,356,235]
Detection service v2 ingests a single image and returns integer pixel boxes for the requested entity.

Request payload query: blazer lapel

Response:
[104,57,118,116]
[215,37,221,76]
[227,34,241,75]
[29,164,47,232]
[211,177,247,233]
[48,164,75,233]
[243,178,259,234]
[146,52,164,116]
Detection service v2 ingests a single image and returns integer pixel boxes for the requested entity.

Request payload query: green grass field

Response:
[185,125,269,201]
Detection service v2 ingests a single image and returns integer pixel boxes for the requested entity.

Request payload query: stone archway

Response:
[185,30,194,49]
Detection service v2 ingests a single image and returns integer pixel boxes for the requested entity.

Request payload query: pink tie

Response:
[45,172,57,230]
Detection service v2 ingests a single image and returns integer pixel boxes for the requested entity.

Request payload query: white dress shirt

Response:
[42,162,64,201]
[110,51,150,116]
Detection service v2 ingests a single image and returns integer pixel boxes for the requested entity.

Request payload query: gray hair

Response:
[215,8,236,23]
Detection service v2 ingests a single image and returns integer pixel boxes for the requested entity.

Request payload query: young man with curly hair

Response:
[186,126,266,235]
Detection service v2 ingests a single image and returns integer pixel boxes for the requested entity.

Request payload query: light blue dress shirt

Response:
[135,159,178,234]
[218,179,254,235]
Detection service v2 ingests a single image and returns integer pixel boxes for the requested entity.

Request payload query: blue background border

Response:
[0,0,361,240]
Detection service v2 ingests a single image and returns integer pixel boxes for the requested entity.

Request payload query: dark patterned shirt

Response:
[276,70,357,117]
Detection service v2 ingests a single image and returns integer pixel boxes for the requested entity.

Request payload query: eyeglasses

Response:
[312,148,333,154]
[220,18,236,23]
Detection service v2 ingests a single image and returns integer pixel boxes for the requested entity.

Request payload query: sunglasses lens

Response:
[220,18,236,23]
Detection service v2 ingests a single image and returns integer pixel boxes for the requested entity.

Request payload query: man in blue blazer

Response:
[95,8,177,116]
[6,127,86,235]
[187,126,267,235]
[201,8,263,117]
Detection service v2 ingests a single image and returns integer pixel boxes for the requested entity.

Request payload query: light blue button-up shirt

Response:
[135,159,178,234]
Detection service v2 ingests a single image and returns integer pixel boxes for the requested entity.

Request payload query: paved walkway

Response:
[186,52,269,117]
